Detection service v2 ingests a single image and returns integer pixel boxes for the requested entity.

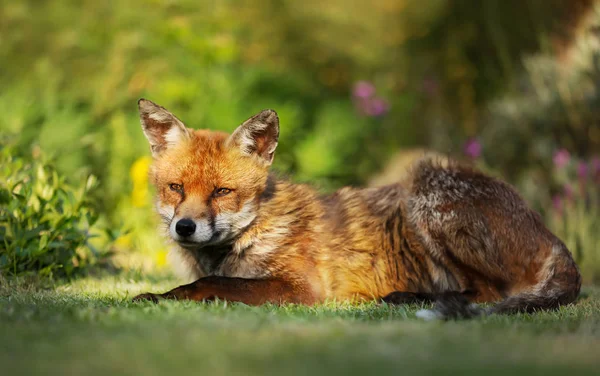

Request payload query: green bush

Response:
[0,143,110,278]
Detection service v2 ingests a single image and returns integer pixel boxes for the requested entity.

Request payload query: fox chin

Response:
[132,98,581,319]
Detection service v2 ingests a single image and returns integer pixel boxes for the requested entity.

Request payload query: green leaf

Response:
[39,234,49,250]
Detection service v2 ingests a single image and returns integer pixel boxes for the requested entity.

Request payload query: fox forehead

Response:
[151,129,267,195]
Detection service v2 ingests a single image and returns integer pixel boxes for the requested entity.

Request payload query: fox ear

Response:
[138,98,190,156]
[227,109,279,165]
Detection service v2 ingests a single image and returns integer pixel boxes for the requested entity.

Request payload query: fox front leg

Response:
[132,276,315,305]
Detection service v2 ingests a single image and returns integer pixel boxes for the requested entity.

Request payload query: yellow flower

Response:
[155,249,168,268]
[115,233,132,249]
[130,156,152,208]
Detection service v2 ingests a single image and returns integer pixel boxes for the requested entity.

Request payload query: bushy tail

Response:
[417,244,582,321]
[417,291,580,321]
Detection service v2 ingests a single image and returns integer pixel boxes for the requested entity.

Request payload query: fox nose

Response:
[175,219,196,237]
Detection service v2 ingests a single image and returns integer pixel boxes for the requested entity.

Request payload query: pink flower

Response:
[553,149,570,169]
[564,184,574,202]
[365,97,389,117]
[352,81,390,118]
[353,81,375,99]
[552,194,562,214]
[463,138,482,159]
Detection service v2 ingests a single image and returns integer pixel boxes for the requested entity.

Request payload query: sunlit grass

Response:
[1,273,599,376]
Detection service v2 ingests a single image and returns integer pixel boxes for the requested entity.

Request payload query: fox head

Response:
[138,99,279,249]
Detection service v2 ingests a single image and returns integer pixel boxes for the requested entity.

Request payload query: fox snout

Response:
[175,219,196,237]
[169,215,219,247]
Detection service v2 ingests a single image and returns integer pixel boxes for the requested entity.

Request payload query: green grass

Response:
[1,274,599,376]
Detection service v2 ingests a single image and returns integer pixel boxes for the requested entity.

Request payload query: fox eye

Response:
[214,187,232,197]
[169,183,183,193]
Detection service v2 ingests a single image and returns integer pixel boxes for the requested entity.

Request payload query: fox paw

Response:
[381,291,431,305]
[132,293,160,303]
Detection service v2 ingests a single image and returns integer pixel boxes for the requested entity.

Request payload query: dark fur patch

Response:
[381,291,436,305]
[427,292,485,320]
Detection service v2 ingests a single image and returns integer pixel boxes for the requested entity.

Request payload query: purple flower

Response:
[564,184,574,201]
[352,81,390,118]
[365,97,389,117]
[552,194,562,213]
[577,162,588,180]
[463,138,482,159]
[353,81,375,99]
[552,149,570,169]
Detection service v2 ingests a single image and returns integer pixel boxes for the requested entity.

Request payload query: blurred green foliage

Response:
[0,0,598,278]
[0,143,111,278]
[479,46,600,194]
[551,175,600,283]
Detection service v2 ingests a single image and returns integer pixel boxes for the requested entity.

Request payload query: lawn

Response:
[1,274,599,376]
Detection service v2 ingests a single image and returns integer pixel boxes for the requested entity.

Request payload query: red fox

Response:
[133,99,581,319]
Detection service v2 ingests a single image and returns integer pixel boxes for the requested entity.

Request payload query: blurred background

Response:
[1,0,599,283]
